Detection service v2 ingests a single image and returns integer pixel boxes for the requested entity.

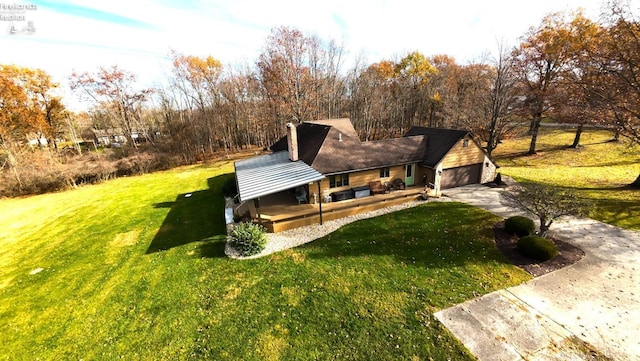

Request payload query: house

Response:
[233,118,496,232]
[92,128,128,146]
[91,128,151,146]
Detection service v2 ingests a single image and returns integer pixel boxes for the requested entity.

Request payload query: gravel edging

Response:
[226,199,427,259]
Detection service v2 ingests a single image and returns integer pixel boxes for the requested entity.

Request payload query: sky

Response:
[0,0,629,110]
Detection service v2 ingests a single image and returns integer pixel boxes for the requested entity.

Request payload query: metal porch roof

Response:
[234,151,325,202]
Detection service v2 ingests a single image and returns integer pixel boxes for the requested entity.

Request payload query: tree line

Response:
[2,1,640,196]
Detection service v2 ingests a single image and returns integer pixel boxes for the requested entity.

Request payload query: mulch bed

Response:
[493,220,585,277]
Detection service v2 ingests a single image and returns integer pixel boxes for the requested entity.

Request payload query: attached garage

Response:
[440,163,482,189]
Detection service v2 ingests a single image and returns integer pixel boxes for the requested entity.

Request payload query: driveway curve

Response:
[434,183,640,360]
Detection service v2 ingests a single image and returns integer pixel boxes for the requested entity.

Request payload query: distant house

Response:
[233,118,496,232]
[92,128,127,146]
[91,128,151,146]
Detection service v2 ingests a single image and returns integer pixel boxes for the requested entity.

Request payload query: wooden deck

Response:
[255,186,427,233]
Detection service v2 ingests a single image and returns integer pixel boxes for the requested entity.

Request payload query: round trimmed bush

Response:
[230,222,267,256]
[504,216,535,237]
[517,235,558,261]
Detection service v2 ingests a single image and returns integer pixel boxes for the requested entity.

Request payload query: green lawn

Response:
[494,128,640,230]
[0,160,530,360]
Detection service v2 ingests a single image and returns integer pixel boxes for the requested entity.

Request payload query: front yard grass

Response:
[0,160,530,360]
[495,128,640,230]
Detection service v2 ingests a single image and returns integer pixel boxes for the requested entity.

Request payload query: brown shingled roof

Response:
[310,133,427,174]
[269,119,481,174]
[404,126,471,167]
[270,122,331,165]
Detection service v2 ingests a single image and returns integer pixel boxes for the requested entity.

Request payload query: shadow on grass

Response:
[152,201,174,208]
[194,237,228,258]
[494,145,571,161]
[581,196,640,230]
[567,185,637,191]
[550,184,640,230]
[146,174,232,255]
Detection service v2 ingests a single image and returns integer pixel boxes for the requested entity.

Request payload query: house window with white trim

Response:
[329,173,349,188]
[379,167,390,178]
[463,139,469,147]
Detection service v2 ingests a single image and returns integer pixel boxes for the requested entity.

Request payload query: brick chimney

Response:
[286,122,298,161]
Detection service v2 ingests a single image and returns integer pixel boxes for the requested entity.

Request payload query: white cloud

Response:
[0,0,632,110]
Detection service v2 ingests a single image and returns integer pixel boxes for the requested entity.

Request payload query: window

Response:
[463,139,469,147]
[379,167,390,178]
[329,173,349,188]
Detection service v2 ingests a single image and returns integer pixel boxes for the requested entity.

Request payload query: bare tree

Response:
[348,59,395,140]
[70,66,153,148]
[257,27,315,125]
[481,44,522,156]
[592,1,640,186]
[257,26,346,134]
[502,183,584,237]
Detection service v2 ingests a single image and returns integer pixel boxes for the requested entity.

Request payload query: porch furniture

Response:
[369,181,387,194]
[295,186,307,204]
[331,189,355,202]
[391,178,406,190]
[352,185,371,198]
[419,189,429,200]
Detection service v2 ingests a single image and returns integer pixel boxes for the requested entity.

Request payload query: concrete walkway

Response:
[434,184,640,360]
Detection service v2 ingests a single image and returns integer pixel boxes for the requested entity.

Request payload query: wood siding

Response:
[440,135,486,169]
[318,166,405,196]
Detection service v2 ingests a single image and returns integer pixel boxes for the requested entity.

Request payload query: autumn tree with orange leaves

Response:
[512,11,598,155]
[349,52,441,139]
[0,65,67,188]
[0,64,66,147]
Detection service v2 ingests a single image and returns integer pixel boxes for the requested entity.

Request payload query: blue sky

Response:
[0,0,623,110]
[33,0,157,29]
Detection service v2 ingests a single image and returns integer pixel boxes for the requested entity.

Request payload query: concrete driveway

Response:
[434,183,640,360]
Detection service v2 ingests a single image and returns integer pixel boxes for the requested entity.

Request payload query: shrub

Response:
[0,145,185,198]
[504,216,535,237]
[517,235,558,261]
[229,222,267,257]
[494,172,502,184]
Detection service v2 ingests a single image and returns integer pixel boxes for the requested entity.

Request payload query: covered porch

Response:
[245,186,426,233]
[234,150,433,233]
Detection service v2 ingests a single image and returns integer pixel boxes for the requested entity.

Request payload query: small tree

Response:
[229,222,267,257]
[502,183,584,237]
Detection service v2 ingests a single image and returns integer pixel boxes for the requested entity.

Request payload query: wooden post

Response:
[254,198,262,225]
[317,181,323,225]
